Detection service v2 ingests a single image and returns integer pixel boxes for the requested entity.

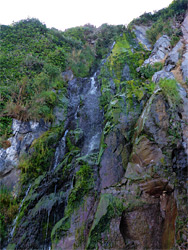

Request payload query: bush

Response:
[140,62,163,79]
[0,185,19,245]
[19,127,62,184]
[159,79,181,107]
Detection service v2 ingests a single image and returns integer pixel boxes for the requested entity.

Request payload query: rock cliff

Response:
[0,1,188,250]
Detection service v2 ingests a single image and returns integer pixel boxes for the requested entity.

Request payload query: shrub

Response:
[159,79,181,107]
[0,185,19,245]
[139,62,163,79]
[19,127,62,184]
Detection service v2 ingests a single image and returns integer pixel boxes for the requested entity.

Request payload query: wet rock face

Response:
[55,195,97,250]
[100,131,128,189]
[172,147,187,178]
[0,119,50,189]
[12,170,72,250]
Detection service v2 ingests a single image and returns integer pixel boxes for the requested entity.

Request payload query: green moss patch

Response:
[86,194,124,249]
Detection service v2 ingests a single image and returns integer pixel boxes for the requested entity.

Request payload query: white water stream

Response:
[89,72,97,95]
[9,184,31,240]
[53,129,69,171]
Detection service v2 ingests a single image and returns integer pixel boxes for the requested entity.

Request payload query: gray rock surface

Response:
[53,93,68,126]
[165,40,183,72]
[144,35,171,65]
[152,69,175,83]
[181,13,188,82]
[61,69,74,82]
[133,25,152,51]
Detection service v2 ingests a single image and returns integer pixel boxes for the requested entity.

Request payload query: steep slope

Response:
[0,1,188,249]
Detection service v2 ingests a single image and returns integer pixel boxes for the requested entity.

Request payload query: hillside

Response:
[0,0,188,249]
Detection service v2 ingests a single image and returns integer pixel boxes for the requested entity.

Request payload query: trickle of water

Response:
[45,210,51,245]
[88,133,101,153]
[74,105,80,120]
[10,184,31,239]
[110,41,116,50]
[54,184,57,194]
[89,73,97,95]
[53,129,69,170]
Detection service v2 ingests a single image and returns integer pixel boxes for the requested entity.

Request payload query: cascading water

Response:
[6,39,117,249]
[44,210,51,250]
[53,129,69,171]
[80,71,103,156]
[89,72,97,95]
[8,184,31,242]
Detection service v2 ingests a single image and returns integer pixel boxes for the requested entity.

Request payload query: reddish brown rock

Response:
[161,193,177,249]
[131,136,163,167]
[139,178,171,196]
[120,193,177,250]
[120,203,164,249]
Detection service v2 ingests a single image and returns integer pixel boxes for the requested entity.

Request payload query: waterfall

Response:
[89,72,97,95]
[110,41,116,50]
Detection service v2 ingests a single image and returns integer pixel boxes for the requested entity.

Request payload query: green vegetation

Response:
[0,185,19,245]
[51,163,94,243]
[0,19,123,136]
[67,164,94,210]
[139,62,164,79]
[130,0,187,45]
[86,194,124,249]
[98,31,155,141]
[19,126,63,184]
[0,2,187,248]
[176,216,188,246]
[159,79,181,107]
